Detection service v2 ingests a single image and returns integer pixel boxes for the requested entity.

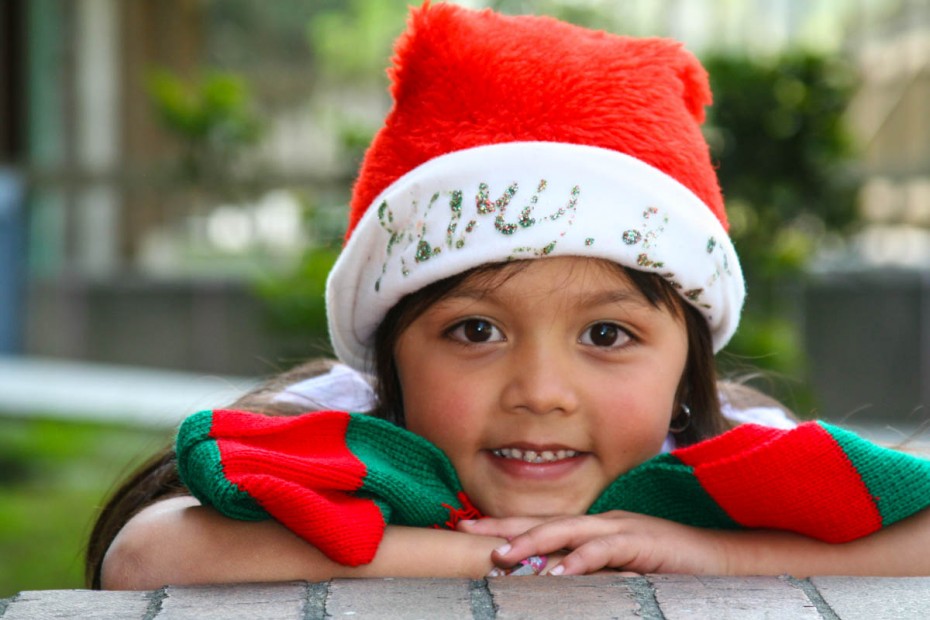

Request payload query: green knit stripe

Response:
[176,410,269,521]
[822,422,930,526]
[345,414,466,527]
[589,453,738,529]
[175,408,215,484]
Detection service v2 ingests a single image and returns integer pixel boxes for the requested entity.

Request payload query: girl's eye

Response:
[448,319,503,344]
[580,322,631,348]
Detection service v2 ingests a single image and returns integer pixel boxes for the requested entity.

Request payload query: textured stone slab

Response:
[1,589,152,619]
[812,576,930,620]
[649,574,820,619]
[326,578,473,619]
[489,574,642,619]
[158,581,304,619]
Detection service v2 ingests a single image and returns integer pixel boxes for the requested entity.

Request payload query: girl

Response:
[88,3,930,589]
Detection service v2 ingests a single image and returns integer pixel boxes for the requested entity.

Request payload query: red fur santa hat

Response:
[327,2,744,371]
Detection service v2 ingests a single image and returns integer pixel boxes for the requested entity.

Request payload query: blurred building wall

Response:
[14,0,350,374]
[0,172,25,354]
[805,271,930,422]
[1,0,26,354]
[847,9,930,267]
[802,1,930,422]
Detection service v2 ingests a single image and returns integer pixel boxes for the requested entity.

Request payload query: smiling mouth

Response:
[491,448,580,464]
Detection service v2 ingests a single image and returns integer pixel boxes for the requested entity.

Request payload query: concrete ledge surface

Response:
[4,575,930,619]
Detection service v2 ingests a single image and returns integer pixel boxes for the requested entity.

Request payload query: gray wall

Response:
[25,278,329,377]
[804,270,930,424]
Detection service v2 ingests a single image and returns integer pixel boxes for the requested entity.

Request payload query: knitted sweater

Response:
[177,409,930,566]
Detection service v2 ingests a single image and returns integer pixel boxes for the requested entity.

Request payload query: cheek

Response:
[591,373,678,462]
[401,374,482,452]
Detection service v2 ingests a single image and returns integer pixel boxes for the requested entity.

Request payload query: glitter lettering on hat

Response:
[375,180,583,289]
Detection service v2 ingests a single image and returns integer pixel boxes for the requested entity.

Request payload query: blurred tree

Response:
[252,0,410,354]
[703,53,860,409]
[254,237,340,357]
[308,0,409,83]
[488,0,611,29]
[147,69,263,189]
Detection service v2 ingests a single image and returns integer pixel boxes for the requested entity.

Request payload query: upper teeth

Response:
[492,448,579,463]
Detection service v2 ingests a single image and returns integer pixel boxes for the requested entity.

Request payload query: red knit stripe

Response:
[211,409,385,565]
[212,409,367,490]
[677,423,883,543]
[234,474,384,566]
[674,423,786,464]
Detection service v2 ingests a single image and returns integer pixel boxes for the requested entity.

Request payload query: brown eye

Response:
[464,320,493,342]
[449,319,502,343]
[581,322,630,348]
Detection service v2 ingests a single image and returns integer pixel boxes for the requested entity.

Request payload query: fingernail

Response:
[458,519,476,527]
[494,543,512,556]
[549,564,564,576]
[487,568,504,578]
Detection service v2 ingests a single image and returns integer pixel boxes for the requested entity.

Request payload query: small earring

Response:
[669,403,691,433]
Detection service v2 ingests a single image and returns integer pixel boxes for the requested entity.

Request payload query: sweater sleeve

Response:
[590,421,930,543]
[175,409,474,566]
[178,410,930,568]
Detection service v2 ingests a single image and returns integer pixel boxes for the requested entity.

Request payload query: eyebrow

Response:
[577,289,653,309]
[442,285,654,311]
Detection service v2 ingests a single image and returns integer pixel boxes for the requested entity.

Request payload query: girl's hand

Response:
[460,511,730,576]
[463,507,930,578]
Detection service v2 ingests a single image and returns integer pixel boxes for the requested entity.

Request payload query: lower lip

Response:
[486,451,587,480]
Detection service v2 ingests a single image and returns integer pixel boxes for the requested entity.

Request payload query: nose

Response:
[499,339,579,416]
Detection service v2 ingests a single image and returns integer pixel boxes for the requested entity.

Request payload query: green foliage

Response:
[308,0,409,81]
[255,244,340,348]
[0,417,168,596]
[147,70,263,184]
[703,53,860,408]
[205,0,329,63]
[705,53,859,280]
[488,0,610,28]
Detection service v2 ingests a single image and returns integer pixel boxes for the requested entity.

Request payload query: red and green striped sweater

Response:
[177,409,930,567]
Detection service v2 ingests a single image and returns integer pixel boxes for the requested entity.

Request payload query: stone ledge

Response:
[3,575,930,619]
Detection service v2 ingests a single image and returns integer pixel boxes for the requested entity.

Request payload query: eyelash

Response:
[579,322,634,350]
[444,319,635,349]
[445,318,503,345]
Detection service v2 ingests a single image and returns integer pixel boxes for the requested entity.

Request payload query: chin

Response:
[487,500,588,519]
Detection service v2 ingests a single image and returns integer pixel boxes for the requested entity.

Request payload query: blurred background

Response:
[1,0,929,596]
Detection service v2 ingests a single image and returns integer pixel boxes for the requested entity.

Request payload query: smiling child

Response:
[87,2,930,588]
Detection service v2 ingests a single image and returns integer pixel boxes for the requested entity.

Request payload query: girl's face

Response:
[394,257,689,517]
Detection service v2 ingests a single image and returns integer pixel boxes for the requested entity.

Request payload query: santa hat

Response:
[326,2,744,372]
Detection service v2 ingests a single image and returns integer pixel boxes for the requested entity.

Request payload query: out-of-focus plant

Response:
[251,0,408,353]
[488,0,612,29]
[307,0,409,82]
[703,53,860,410]
[305,0,409,168]
[705,53,859,280]
[147,70,263,186]
[255,242,339,348]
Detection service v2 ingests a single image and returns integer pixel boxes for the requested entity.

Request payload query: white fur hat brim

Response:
[326,142,744,372]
